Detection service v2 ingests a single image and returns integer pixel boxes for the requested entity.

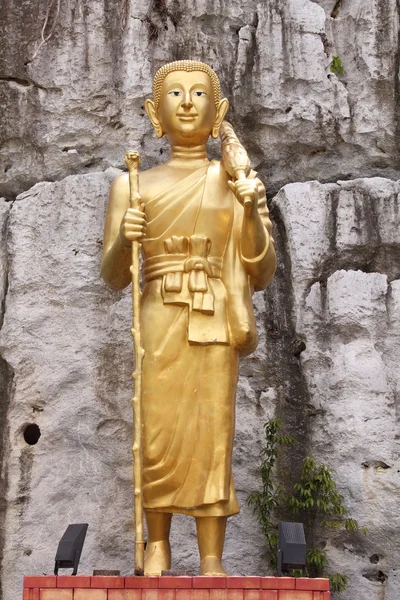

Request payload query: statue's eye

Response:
[193,91,206,97]
[168,90,182,97]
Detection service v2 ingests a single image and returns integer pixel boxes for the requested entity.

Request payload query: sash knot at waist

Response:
[143,235,222,315]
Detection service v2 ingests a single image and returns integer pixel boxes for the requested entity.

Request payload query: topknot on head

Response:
[152,60,221,110]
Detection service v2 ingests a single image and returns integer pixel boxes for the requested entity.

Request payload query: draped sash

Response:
[142,161,234,345]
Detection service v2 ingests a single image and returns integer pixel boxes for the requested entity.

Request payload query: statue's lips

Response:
[177,113,198,121]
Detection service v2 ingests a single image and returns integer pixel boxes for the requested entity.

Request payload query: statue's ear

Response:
[145,99,164,138]
[212,98,229,139]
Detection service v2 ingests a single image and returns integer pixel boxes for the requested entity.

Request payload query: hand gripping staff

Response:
[124,151,145,575]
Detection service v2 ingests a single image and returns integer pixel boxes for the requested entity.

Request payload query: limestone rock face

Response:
[1,0,399,198]
[0,171,135,598]
[270,178,400,600]
[0,200,10,316]
[0,199,11,588]
[1,1,400,599]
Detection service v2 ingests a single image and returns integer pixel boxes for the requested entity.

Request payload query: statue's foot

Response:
[200,555,228,576]
[144,540,171,576]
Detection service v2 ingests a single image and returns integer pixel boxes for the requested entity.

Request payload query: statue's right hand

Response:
[119,205,146,246]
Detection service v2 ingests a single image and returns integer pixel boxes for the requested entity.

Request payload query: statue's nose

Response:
[181,92,193,108]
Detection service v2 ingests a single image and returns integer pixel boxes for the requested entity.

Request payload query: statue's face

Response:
[157,70,217,145]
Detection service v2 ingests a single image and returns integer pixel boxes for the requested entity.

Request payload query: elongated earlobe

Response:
[145,99,164,138]
[212,98,229,139]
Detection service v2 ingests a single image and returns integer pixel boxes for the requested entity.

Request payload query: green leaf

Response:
[330,56,344,76]
[330,573,349,593]
[345,518,359,532]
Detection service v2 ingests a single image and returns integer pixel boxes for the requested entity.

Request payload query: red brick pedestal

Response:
[23,576,330,600]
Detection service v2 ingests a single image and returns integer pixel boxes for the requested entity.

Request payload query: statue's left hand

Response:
[227,179,259,218]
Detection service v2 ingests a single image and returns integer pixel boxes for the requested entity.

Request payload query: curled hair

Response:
[152,60,221,109]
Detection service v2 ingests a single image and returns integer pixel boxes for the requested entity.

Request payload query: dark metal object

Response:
[277,521,306,576]
[54,524,89,575]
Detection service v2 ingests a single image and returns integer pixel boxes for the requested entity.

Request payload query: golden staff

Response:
[124,150,145,575]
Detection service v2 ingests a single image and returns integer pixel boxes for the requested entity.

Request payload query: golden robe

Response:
[140,161,273,517]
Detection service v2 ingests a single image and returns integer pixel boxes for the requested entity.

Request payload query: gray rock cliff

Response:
[1,0,399,198]
[0,1,399,600]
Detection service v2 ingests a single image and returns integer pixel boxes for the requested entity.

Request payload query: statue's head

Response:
[145,60,229,145]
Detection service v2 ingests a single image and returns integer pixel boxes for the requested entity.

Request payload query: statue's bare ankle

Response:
[200,555,228,576]
[144,540,171,576]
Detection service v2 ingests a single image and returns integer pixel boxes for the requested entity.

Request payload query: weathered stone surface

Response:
[270,178,400,600]
[1,0,399,198]
[1,2,400,599]
[305,270,400,599]
[0,198,11,600]
[273,177,400,321]
[0,199,10,319]
[0,171,133,600]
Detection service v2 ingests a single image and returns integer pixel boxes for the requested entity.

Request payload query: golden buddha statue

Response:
[101,60,276,576]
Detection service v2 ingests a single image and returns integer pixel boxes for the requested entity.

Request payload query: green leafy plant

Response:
[330,55,344,76]
[247,420,297,568]
[248,420,366,593]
